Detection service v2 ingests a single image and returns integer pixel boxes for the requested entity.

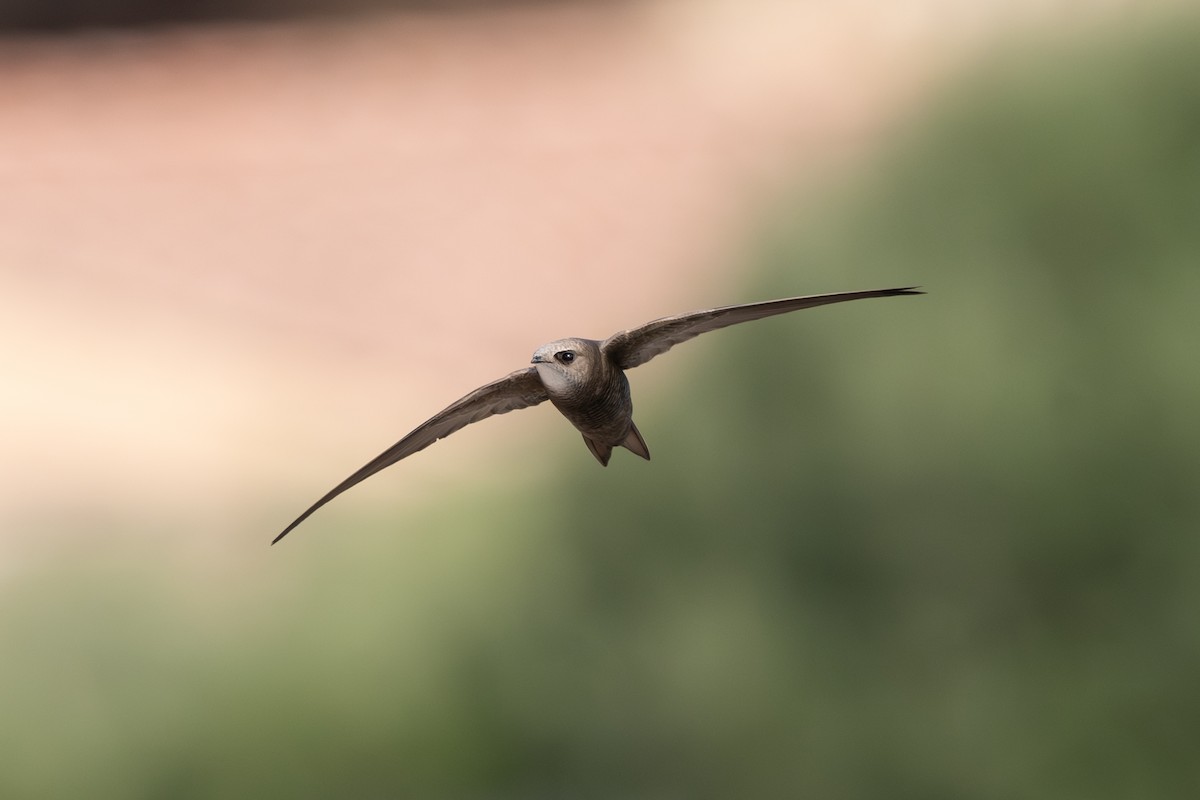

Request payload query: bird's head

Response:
[531,338,601,396]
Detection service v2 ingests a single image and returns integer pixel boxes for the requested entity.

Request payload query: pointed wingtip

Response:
[271,522,299,546]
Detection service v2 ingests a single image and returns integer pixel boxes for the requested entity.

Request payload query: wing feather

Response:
[273,368,548,543]
[601,288,922,370]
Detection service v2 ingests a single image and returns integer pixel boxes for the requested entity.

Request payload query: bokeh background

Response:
[2,0,1198,797]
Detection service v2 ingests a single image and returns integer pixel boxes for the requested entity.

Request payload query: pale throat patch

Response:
[534,363,575,396]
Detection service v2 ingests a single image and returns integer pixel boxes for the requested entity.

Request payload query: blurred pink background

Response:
[0,0,1147,549]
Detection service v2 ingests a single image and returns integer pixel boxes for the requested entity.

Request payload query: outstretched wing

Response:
[601,287,922,370]
[273,367,548,544]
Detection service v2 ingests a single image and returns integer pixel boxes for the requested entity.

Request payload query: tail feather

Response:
[621,421,651,461]
[581,422,650,466]
[582,435,613,466]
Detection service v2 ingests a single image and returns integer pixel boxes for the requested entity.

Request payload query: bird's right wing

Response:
[273,367,548,544]
[601,288,922,370]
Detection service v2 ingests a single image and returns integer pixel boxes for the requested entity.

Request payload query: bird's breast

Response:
[546,369,633,446]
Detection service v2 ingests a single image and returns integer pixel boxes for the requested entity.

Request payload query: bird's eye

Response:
[555,351,576,364]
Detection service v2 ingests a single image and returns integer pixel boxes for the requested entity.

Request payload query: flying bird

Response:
[273,287,921,543]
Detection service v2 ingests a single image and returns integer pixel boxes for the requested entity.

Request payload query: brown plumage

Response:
[273,287,921,543]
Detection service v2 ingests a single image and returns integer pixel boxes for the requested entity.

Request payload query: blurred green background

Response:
[3,7,1200,800]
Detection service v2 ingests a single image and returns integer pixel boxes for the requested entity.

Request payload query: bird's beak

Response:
[531,354,547,364]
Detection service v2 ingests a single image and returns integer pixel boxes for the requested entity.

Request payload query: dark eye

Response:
[555,351,575,364]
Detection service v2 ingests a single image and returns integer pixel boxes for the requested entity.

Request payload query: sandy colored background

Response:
[0,0,1155,538]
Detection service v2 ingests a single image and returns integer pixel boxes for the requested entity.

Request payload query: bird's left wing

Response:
[273,367,548,544]
[601,288,922,370]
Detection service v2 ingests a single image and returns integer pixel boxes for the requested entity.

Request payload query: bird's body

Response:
[531,337,646,466]
[273,287,921,543]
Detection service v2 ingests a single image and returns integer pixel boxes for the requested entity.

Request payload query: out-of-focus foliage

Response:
[3,14,1199,800]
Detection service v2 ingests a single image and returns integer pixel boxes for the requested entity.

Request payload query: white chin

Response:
[534,363,573,395]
